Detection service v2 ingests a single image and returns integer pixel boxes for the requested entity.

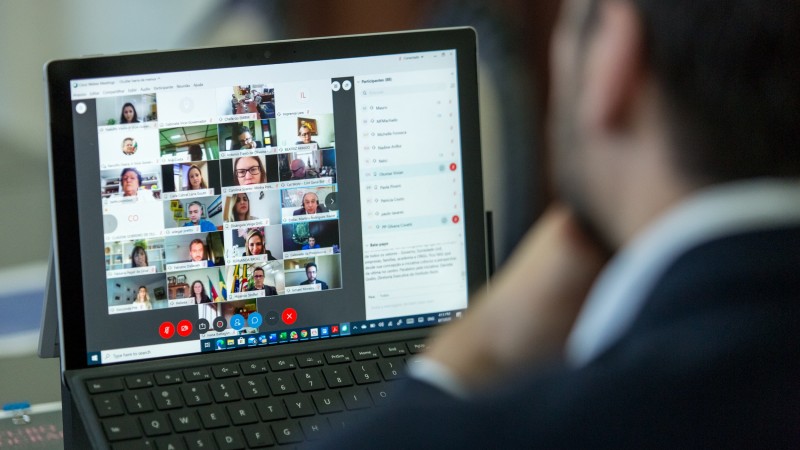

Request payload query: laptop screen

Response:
[49,30,485,368]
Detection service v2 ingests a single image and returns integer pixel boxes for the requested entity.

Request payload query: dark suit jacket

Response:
[293,204,328,216]
[327,226,800,448]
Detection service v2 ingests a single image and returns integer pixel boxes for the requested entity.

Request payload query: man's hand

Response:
[425,204,609,391]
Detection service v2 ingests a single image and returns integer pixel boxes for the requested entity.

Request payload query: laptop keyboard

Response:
[88,340,427,449]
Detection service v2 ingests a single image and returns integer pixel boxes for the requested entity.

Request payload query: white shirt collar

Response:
[565,178,800,367]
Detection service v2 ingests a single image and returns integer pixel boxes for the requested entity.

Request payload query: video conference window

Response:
[277,114,335,150]
[280,185,338,220]
[226,261,285,300]
[164,231,225,270]
[219,155,280,189]
[198,299,259,338]
[101,166,162,201]
[224,225,283,263]
[96,94,157,126]
[223,85,276,120]
[160,161,221,198]
[105,238,166,276]
[281,220,341,255]
[162,196,223,232]
[106,273,168,315]
[159,125,220,162]
[283,254,342,293]
[222,191,280,226]
[166,266,228,305]
[277,149,337,183]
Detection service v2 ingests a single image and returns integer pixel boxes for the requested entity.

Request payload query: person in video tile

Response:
[289,158,319,180]
[134,286,152,310]
[188,144,203,162]
[185,165,207,190]
[189,239,215,266]
[120,103,140,124]
[235,126,263,150]
[293,192,328,215]
[300,262,328,289]
[295,125,318,146]
[115,168,154,200]
[130,245,149,268]
[227,193,258,222]
[247,266,277,296]
[234,156,266,186]
[301,236,320,250]
[191,280,212,304]
[244,229,277,260]
[122,137,137,155]
[184,201,217,232]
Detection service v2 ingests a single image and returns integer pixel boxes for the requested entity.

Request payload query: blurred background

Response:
[0,0,561,438]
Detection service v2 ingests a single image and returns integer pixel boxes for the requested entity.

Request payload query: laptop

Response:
[45,28,486,448]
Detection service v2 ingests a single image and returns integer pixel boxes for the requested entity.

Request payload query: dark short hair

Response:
[120,167,142,184]
[305,262,317,271]
[253,267,265,275]
[587,0,800,182]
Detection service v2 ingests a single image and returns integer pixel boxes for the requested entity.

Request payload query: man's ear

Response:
[582,0,646,131]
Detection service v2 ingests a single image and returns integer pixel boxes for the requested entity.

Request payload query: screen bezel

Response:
[46,28,486,371]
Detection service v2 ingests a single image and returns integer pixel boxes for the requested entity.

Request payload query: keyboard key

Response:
[87,378,124,394]
[324,350,353,364]
[211,363,240,379]
[312,391,344,414]
[122,391,153,414]
[379,343,407,357]
[154,371,183,386]
[351,362,381,384]
[209,380,241,403]
[352,347,379,361]
[102,416,141,441]
[284,394,316,418]
[242,423,276,448]
[214,429,246,450]
[93,394,124,418]
[197,405,230,429]
[301,416,331,441]
[180,384,212,407]
[295,369,325,392]
[125,374,154,390]
[240,359,269,375]
[184,431,216,450]
[297,353,324,368]
[183,368,212,382]
[271,421,304,445]
[226,402,259,425]
[378,360,405,380]
[153,386,183,410]
[406,339,428,354]
[140,412,171,437]
[256,398,288,422]
[368,386,393,406]
[266,373,298,395]
[238,376,270,399]
[341,387,373,410]
[322,366,354,388]
[169,410,201,433]
[155,435,187,450]
[268,356,297,371]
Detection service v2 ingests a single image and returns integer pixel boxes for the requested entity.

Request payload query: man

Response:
[188,239,214,267]
[299,262,328,290]
[234,125,262,150]
[288,158,318,180]
[183,201,216,232]
[301,236,320,250]
[330,0,800,447]
[248,266,277,296]
[295,125,318,146]
[292,192,329,215]
[121,137,136,155]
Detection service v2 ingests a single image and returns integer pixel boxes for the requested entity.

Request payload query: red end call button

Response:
[159,322,175,339]
[282,308,298,325]
[177,320,193,337]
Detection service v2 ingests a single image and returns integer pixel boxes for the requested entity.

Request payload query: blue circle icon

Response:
[248,312,263,328]
[230,314,245,331]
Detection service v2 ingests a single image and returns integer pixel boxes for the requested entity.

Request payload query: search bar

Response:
[362,83,447,97]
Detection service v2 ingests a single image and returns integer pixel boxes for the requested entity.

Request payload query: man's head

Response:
[307,236,316,247]
[187,201,203,224]
[122,138,136,155]
[550,0,800,250]
[237,126,254,148]
[305,262,317,282]
[252,267,265,289]
[298,125,312,144]
[301,192,319,214]
[290,159,306,179]
[189,239,206,262]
